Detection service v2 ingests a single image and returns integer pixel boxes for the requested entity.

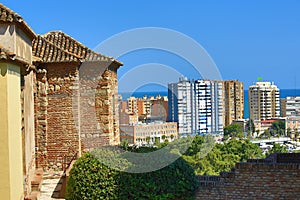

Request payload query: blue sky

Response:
[3,0,300,91]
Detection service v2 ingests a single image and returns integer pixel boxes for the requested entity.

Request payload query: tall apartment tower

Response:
[194,80,225,135]
[248,81,280,121]
[168,77,195,135]
[224,80,244,126]
[168,78,224,136]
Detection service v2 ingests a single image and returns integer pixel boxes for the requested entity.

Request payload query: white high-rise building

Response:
[168,77,195,135]
[168,78,224,136]
[281,97,300,117]
[248,81,280,121]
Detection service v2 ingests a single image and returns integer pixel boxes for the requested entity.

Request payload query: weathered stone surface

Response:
[196,154,300,199]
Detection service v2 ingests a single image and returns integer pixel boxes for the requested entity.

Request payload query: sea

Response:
[120,89,300,119]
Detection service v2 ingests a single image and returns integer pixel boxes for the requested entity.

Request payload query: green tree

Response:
[183,136,263,176]
[67,149,198,200]
[266,143,287,156]
[154,137,160,145]
[270,120,285,136]
[170,134,174,140]
[260,130,271,139]
[120,139,129,151]
[146,136,150,144]
[224,123,243,138]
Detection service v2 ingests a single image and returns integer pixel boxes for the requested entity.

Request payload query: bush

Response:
[66,147,198,200]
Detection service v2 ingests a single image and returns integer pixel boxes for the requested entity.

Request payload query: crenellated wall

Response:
[196,153,300,200]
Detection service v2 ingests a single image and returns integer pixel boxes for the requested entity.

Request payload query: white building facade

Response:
[168,78,224,136]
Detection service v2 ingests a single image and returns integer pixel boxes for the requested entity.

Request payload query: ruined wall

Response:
[35,61,120,169]
[35,69,48,170]
[79,62,120,150]
[196,156,300,200]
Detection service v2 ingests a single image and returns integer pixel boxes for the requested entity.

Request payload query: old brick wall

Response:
[196,156,300,200]
[44,62,80,170]
[34,61,120,169]
[79,62,120,150]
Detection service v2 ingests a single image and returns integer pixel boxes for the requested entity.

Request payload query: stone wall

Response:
[79,62,120,149]
[196,154,300,200]
[34,61,120,169]
[35,69,48,170]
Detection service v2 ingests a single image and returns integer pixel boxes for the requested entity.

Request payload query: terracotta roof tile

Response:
[33,31,122,65]
[0,4,36,39]
[32,35,82,63]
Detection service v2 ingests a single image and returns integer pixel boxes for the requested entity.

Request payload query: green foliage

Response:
[66,147,198,200]
[66,153,120,200]
[270,120,285,136]
[146,136,150,143]
[224,123,243,138]
[246,119,256,134]
[266,143,288,156]
[183,137,263,175]
[259,130,271,139]
[120,139,129,151]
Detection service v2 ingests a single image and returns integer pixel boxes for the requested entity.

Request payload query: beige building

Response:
[280,98,287,117]
[0,4,36,199]
[224,80,244,126]
[137,96,152,117]
[249,81,280,121]
[286,117,300,133]
[127,96,138,114]
[120,122,178,145]
[122,95,168,122]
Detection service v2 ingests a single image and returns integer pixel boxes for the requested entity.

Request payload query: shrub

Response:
[66,147,198,200]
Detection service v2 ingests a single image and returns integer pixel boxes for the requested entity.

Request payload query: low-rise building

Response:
[120,122,178,145]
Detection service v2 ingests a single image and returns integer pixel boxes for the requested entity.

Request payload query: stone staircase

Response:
[24,168,43,200]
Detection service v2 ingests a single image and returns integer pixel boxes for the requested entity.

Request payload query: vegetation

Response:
[67,130,292,199]
[66,147,198,200]
[270,120,285,136]
[224,123,244,139]
[266,143,288,156]
[183,136,263,175]
[259,130,271,139]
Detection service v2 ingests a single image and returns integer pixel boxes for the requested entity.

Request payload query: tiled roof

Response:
[33,31,122,65]
[0,4,36,39]
[33,35,82,63]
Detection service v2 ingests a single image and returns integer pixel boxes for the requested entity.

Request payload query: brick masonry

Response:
[34,61,120,170]
[196,153,300,200]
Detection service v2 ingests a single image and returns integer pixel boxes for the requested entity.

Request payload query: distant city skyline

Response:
[4,0,300,90]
